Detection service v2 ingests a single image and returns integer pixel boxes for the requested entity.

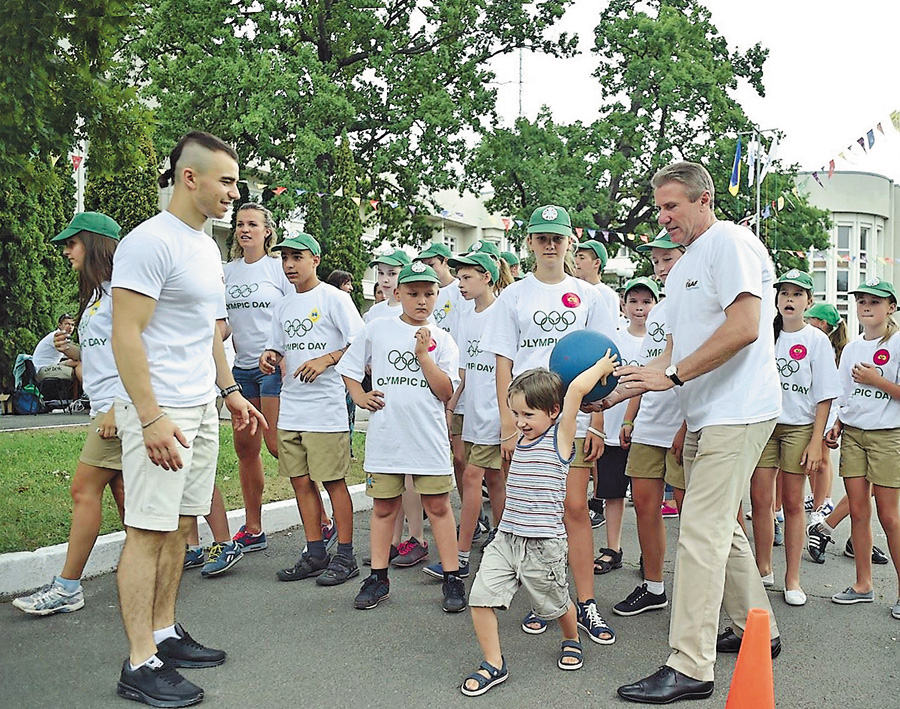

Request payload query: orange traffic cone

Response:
[725,608,775,708]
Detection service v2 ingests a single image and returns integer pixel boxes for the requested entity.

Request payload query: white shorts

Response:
[117,398,219,531]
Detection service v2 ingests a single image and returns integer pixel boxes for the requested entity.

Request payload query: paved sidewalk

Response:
[2,500,897,709]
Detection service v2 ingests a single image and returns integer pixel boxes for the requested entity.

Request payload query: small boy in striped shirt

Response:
[461,355,617,697]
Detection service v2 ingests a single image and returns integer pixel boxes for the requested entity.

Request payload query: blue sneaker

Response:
[232,525,267,552]
[183,546,205,570]
[201,541,244,577]
[423,561,470,579]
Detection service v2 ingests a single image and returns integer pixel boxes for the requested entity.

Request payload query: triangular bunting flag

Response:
[587,229,596,238]
[501,217,511,231]
[857,137,866,151]
[352,197,361,206]
[316,192,325,197]
[439,209,449,217]
[877,122,885,135]
[409,205,417,215]
[514,219,524,228]
[50,154,61,166]
[762,205,771,219]
[369,200,379,210]
[777,196,785,211]
[334,186,344,198]
[639,234,649,243]
[71,155,83,171]
[812,171,824,187]
[867,129,875,149]
[256,183,267,190]
[295,189,305,196]
[602,231,609,241]
[828,160,835,178]
[273,187,286,195]
[388,201,398,209]
[891,110,900,133]
[575,227,583,238]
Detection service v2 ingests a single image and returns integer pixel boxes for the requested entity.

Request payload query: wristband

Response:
[587,426,606,439]
[141,412,167,429]
[220,383,242,398]
[500,431,518,442]
[622,420,634,428]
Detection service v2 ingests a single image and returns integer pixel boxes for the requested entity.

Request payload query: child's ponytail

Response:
[880,316,899,345]
[494,259,515,295]
[830,319,849,366]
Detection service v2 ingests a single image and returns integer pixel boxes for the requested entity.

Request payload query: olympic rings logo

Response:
[434,307,447,324]
[284,318,313,337]
[388,350,421,372]
[776,357,800,377]
[533,310,575,332]
[467,340,481,358]
[648,322,665,342]
[228,283,259,299]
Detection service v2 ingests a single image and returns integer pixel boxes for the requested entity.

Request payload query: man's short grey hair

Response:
[651,161,715,208]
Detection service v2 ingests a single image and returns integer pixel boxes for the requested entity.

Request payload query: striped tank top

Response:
[498,423,575,538]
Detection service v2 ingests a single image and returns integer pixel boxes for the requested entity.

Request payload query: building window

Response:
[445,236,458,255]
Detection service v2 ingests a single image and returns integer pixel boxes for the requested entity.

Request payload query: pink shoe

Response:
[660,502,679,518]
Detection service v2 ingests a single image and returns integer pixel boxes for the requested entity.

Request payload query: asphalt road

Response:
[2,495,899,709]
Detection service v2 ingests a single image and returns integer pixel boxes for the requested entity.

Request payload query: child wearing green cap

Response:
[593,277,659,579]
[338,262,467,613]
[260,233,365,587]
[749,270,841,606]
[364,249,411,324]
[825,278,900,616]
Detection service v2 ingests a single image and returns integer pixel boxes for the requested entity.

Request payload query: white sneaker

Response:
[760,572,775,587]
[784,588,807,606]
[12,577,84,616]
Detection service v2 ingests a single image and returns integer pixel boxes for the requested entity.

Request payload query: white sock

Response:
[824,497,833,508]
[152,625,179,644]
[820,520,835,535]
[458,551,470,567]
[130,654,163,671]
[645,580,665,595]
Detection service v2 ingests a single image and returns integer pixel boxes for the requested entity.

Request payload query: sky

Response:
[490,0,900,184]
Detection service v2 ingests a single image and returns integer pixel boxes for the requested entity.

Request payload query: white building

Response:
[799,171,900,335]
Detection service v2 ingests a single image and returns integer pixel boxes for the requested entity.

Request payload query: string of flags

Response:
[807,110,900,188]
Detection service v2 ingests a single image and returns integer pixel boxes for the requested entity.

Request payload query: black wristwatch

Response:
[665,364,683,386]
[220,383,242,398]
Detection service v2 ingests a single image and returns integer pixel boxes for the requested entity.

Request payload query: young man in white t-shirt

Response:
[32,314,78,384]
[337,262,466,613]
[111,131,266,709]
[573,240,621,328]
[259,232,364,586]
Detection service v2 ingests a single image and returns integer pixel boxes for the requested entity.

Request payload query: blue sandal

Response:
[557,639,584,670]
[521,610,548,634]
[460,658,509,696]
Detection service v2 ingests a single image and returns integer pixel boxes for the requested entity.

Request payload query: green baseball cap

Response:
[636,230,680,253]
[774,269,814,291]
[500,251,520,266]
[397,261,441,285]
[415,242,452,261]
[369,248,412,268]
[805,302,841,328]
[527,204,572,237]
[624,276,660,300]
[448,252,499,284]
[466,239,501,259]
[576,240,608,269]
[273,232,321,256]
[51,211,121,242]
[851,277,898,300]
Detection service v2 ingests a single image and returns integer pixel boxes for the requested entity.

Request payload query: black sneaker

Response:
[116,658,203,707]
[481,527,498,550]
[316,554,360,586]
[806,522,833,564]
[276,552,330,582]
[590,509,606,529]
[354,574,390,609]
[613,584,668,617]
[155,624,226,668]
[362,545,398,566]
[442,574,467,613]
[845,538,890,564]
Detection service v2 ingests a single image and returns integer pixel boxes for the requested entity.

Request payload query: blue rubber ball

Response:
[549,330,620,402]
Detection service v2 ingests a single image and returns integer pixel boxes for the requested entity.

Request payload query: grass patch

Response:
[0,424,366,554]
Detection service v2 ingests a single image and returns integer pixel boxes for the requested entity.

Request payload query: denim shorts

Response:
[233,365,282,399]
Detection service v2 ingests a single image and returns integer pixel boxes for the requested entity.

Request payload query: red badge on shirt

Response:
[428,339,437,352]
[562,293,581,308]
[789,344,807,361]
[874,349,890,366]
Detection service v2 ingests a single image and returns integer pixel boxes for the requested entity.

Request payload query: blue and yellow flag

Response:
[728,138,742,196]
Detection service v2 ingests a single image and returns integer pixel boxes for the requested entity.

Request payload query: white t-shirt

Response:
[604,329,644,447]
[336,316,460,475]
[78,283,119,415]
[32,331,64,369]
[224,256,292,369]
[775,325,841,426]
[267,283,363,432]
[112,211,225,408]
[632,299,684,448]
[595,280,621,329]
[836,335,900,430]
[481,274,618,437]
[363,300,403,324]
[439,280,473,415]
[460,307,501,445]
[665,221,781,431]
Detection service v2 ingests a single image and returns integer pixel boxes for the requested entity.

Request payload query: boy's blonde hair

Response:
[508,368,564,416]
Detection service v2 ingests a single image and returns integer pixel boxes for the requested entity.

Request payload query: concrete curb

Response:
[0,483,372,599]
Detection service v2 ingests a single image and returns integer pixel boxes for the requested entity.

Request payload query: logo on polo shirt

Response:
[685,279,699,290]
[561,293,581,308]
[229,283,259,298]
[789,344,807,361]
[533,310,576,333]
[874,349,891,366]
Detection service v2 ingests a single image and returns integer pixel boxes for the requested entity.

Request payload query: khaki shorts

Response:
[571,438,594,469]
[35,364,74,383]
[278,430,350,483]
[626,442,685,489]
[469,531,571,621]
[839,425,900,488]
[450,413,464,437]
[365,473,454,498]
[756,423,814,475]
[468,443,502,470]
[118,399,219,532]
[79,423,123,471]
